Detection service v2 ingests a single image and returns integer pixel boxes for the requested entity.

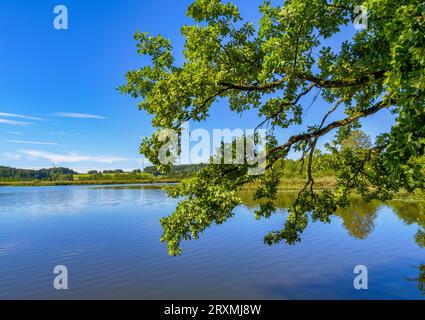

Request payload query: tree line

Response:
[0,166,77,182]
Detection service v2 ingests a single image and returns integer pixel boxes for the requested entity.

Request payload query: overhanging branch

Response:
[218,70,388,91]
[266,98,395,168]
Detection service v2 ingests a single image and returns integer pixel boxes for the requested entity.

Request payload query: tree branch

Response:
[266,98,394,168]
[219,70,388,91]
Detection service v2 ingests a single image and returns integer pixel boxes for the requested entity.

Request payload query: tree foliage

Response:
[121,0,425,255]
[0,166,76,182]
[143,164,208,177]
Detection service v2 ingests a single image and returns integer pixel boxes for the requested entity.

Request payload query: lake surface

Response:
[0,184,424,299]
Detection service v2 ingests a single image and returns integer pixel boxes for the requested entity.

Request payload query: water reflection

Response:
[239,190,425,245]
[407,264,425,295]
[0,184,173,216]
[0,185,424,299]
[87,184,171,190]
[238,190,425,296]
[335,199,380,240]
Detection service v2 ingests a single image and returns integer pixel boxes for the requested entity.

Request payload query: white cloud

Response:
[0,112,44,121]
[4,140,58,146]
[9,131,22,135]
[3,152,22,160]
[55,112,107,120]
[49,132,66,135]
[21,150,133,164]
[0,119,31,126]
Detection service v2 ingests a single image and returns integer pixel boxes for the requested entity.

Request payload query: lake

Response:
[0,184,424,299]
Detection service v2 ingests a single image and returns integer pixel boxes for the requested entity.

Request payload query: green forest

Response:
[0,166,77,182]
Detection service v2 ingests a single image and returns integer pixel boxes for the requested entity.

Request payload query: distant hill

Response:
[0,166,77,182]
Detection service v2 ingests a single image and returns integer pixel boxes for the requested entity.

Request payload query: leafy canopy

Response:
[120,0,425,255]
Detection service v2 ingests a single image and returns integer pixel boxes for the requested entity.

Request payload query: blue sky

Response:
[0,0,394,172]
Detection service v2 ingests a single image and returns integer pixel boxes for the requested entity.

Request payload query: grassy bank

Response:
[0,177,179,187]
[241,179,424,201]
[241,177,338,192]
[0,176,336,188]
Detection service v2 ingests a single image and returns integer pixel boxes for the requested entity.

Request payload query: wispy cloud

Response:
[3,152,22,160]
[55,112,107,120]
[0,112,44,121]
[4,140,58,146]
[21,150,133,164]
[49,132,66,135]
[9,131,22,135]
[0,119,31,126]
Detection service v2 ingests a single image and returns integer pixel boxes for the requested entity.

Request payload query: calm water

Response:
[0,184,424,299]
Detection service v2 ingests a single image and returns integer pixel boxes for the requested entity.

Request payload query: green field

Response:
[0,169,179,186]
[73,172,153,181]
[0,177,179,187]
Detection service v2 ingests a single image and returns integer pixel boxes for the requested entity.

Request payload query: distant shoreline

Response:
[0,178,180,187]
[1,178,423,202]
